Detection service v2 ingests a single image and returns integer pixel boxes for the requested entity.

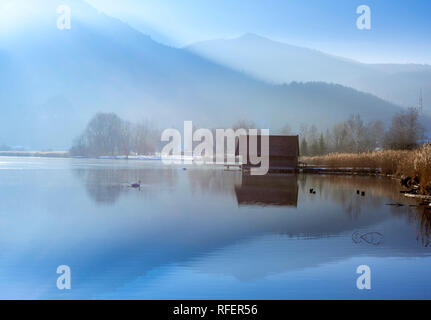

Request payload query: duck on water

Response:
[130,180,141,188]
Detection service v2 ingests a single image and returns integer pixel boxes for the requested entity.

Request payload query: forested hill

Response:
[0,0,402,149]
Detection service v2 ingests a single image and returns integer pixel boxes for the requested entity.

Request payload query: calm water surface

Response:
[0,157,430,299]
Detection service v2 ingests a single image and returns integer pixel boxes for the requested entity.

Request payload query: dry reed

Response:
[302,144,431,194]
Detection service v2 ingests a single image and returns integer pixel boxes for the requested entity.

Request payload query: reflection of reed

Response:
[302,145,431,195]
[300,175,382,218]
[303,175,401,200]
[299,174,417,220]
[303,174,431,246]
[414,208,431,247]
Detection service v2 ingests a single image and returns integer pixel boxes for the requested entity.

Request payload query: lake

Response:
[0,157,430,299]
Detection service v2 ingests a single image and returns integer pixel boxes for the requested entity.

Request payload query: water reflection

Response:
[187,168,241,196]
[413,206,431,247]
[71,164,431,248]
[2,158,430,299]
[73,166,178,204]
[298,175,419,218]
[235,174,298,207]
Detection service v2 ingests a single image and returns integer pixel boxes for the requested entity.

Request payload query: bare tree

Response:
[299,123,308,137]
[344,114,365,152]
[323,128,332,153]
[232,120,257,130]
[132,120,160,155]
[298,123,308,156]
[363,120,385,151]
[384,107,425,150]
[119,120,133,157]
[82,113,125,156]
[280,124,291,135]
[331,122,348,153]
[300,137,308,156]
[70,113,158,157]
[309,125,319,156]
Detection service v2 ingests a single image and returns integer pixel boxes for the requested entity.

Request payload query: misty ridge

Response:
[0,0,429,151]
[188,33,431,109]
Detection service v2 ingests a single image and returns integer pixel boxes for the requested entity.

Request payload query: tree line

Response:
[299,107,425,156]
[70,107,426,157]
[69,115,263,157]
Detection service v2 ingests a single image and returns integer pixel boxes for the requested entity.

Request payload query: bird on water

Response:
[130,180,141,188]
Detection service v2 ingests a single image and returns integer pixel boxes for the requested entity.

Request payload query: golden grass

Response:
[302,144,431,194]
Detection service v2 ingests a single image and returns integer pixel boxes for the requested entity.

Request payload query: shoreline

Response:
[1,154,429,199]
[0,152,161,160]
[300,166,431,198]
[301,146,431,197]
[0,151,69,158]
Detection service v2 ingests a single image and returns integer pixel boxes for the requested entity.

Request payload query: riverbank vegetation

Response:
[300,106,430,194]
[302,144,431,195]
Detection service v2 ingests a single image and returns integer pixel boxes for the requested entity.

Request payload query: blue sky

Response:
[85,0,431,64]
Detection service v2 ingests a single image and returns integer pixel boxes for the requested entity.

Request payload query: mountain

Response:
[0,1,402,149]
[188,33,369,84]
[187,34,431,110]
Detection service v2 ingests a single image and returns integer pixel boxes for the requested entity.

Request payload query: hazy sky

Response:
[84,0,431,64]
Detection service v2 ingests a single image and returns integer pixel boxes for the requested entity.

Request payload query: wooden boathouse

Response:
[236,135,299,173]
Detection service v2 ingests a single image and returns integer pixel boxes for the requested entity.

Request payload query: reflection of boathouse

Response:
[236,135,299,173]
[235,174,298,207]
